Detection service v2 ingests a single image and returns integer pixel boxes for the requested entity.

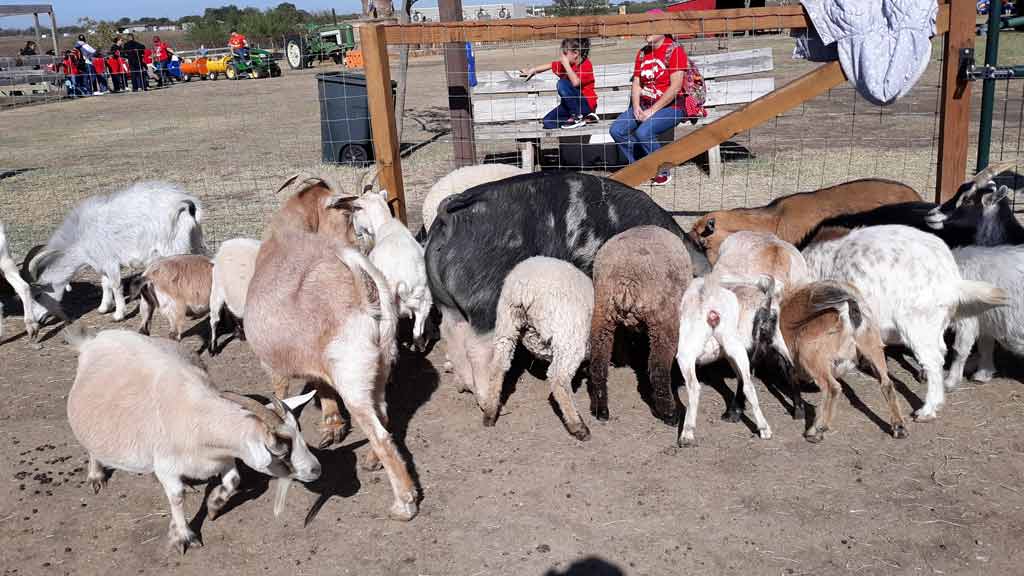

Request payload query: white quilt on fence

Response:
[799,0,938,106]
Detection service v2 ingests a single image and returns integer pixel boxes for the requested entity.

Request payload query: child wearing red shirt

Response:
[519,38,598,130]
[106,49,126,92]
[92,52,109,93]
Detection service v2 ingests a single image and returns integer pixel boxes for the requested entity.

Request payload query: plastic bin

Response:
[317,71,396,165]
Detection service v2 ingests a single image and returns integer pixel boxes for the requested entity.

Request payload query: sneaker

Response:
[560,116,586,129]
[651,172,672,186]
[92,91,103,96]
[584,113,600,124]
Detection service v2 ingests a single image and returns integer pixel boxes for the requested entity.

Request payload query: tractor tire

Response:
[226,64,239,80]
[331,52,344,66]
[270,64,282,78]
[286,37,306,70]
[207,72,217,81]
[251,68,262,79]
[339,143,371,166]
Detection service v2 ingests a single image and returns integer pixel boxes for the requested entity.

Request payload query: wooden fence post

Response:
[936,0,974,202]
[440,0,477,168]
[362,23,408,224]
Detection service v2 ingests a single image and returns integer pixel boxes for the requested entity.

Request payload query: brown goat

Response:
[133,254,214,341]
[689,179,921,264]
[778,280,906,443]
[588,226,693,425]
[245,172,418,520]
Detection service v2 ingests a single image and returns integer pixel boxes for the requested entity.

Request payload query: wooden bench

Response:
[471,47,775,178]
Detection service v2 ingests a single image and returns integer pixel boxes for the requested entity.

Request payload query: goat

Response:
[419,163,528,238]
[209,238,261,354]
[0,221,38,340]
[481,256,594,440]
[427,171,709,407]
[778,280,906,442]
[802,224,1008,421]
[588,226,694,425]
[353,188,433,350]
[65,326,320,554]
[246,171,418,521]
[801,160,1023,249]
[689,178,921,264]
[26,181,206,323]
[129,254,213,341]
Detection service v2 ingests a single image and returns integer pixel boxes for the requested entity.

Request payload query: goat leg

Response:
[87,456,107,494]
[206,467,241,521]
[587,322,614,421]
[315,381,351,449]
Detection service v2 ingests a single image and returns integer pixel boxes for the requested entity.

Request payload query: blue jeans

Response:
[609,106,684,165]
[542,77,592,129]
[81,62,96,93]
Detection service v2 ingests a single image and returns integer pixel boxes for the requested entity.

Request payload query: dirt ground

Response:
[3,32,1024,576]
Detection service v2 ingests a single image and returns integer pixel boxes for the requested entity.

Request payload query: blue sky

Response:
[2,1,531,29]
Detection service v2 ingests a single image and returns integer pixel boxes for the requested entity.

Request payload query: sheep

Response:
[802,161,1023,249]
[419,163,528,236]
[26,181,206,323]
[802,224,1008,421]
[675,274,778,446]
[209,238,261,354]
[689,178,921,264]
[353,188,433,350]
[479,257,594,440]
[129,254,214,341]
[1,221,38,340]
[246,171,418,521]
[65,326,321,554]
[588,226,694,425]
[427,171,709,404]
[778,280,906,442]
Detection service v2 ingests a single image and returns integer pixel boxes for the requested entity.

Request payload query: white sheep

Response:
[1,221,39,341]
[946,243,1024,387]
[353,188,433,349]
[65,326,320,554]
[420,163,528,234]
[209,238,261,353]
[803,225,1008,421]
[479,256,594,440]
[27,181,207,323]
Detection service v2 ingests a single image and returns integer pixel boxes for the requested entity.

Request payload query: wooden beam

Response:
[936,0,974,202]
[611,62,847,186]
[0,5,52,17]
[48,10,58,54]
[440,0,476,168]
[361,23,408,224]
[384,6,810,45]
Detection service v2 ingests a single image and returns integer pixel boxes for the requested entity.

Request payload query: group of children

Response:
[519,9,707,186]
[56,34,174,98]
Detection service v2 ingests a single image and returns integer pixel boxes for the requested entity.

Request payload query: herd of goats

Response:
[1,158,1023,553]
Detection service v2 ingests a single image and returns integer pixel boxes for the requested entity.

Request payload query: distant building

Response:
[411,3,529,22]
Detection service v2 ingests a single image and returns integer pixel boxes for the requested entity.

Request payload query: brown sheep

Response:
[588,226,693,425]
[778,280,906,443]
[689,179,921,264]
[132,254,214,341]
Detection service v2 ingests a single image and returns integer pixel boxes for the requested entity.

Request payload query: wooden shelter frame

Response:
[0,4,59,55]
[362,0,969,224]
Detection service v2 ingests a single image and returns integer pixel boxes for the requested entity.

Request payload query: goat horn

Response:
[972,158,1020,186]
[220,391,284,427]
[27,248,58,281]
[276,172,305,195]
[359,167,381,195]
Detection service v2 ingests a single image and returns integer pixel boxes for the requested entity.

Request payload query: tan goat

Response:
[209,238,261,354]
[689,179,921,264]
[778,280,906,443]
[245,171,418,520]
[131,254,214,341]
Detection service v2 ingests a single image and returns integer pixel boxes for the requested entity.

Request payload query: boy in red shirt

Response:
[92,51,109,93]
[519,38,598,130]
[107,48,126,93]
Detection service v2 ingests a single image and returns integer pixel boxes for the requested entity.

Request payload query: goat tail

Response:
[803,282,864,330]
[125,273,148,302]
[338,247,398,363]
[63,322,95,351]
[955,280,1010,318]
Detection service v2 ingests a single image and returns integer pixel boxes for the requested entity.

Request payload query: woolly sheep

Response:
[419,163,527,234]
[209,238,261,354]
[480,256,594,440]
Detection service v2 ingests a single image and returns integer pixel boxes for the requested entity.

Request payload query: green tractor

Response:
[285,22,357,69]
[225,47,282,80]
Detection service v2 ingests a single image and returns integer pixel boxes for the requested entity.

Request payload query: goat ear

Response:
[27,248,62,281]
[700,218,715,237]
[326,194,356,210]
[280,390,317,412]
[983,185,1012,207]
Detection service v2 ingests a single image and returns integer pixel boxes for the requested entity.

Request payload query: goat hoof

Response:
[569,424,591,441]
[758,427,772,440]
[793,403,806,421]
[720,409,743,423]
[804,431,824,444]
[169,529,202,555]
[360,451,383,472]
[892,424,908,439]
[972,370,994,383]
[677,435,697,448]
[913,410,937,423]
[591,405,610,421]
[481,412,498,427]
[89,477,105,494]
[389,498,418,522]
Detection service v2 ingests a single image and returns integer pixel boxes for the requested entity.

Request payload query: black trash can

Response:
[317,71,397,166]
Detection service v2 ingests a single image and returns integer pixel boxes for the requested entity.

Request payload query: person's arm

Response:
[638,70,683,121]
[518,62,552,80]
[631,76,643,121]
[560,53,580,87]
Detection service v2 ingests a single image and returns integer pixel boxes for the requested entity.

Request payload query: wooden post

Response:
[32,13,41,43]
[936,0,974,202]
[48,10,59,55]
[362,23,408,224]
[440,0,477,167]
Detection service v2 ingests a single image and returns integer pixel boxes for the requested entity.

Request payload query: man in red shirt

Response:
[519,38,598,130]
[610,9,694,186]
[228,29,250,62]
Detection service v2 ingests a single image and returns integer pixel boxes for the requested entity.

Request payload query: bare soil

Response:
[3,32,1024,576]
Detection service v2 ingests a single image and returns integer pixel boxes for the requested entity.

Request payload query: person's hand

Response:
[518,68,533,80]
[635,107,651,122]
[560,52,571,68]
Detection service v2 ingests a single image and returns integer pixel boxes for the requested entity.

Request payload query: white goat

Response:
[480,257,594,440]
[209,238,261,353]
[675,274,778,446]
[27,181,206,323]
[420,163,528,233]
[353,188,433,349]
[947,243,1024,387]
[1,221,38,340]
[65,327,320,554]
[803,225,1008,421]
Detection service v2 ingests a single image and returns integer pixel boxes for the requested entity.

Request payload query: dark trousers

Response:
[129,66,145,91]
[111,73,124,92]
[542,78,592,129]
